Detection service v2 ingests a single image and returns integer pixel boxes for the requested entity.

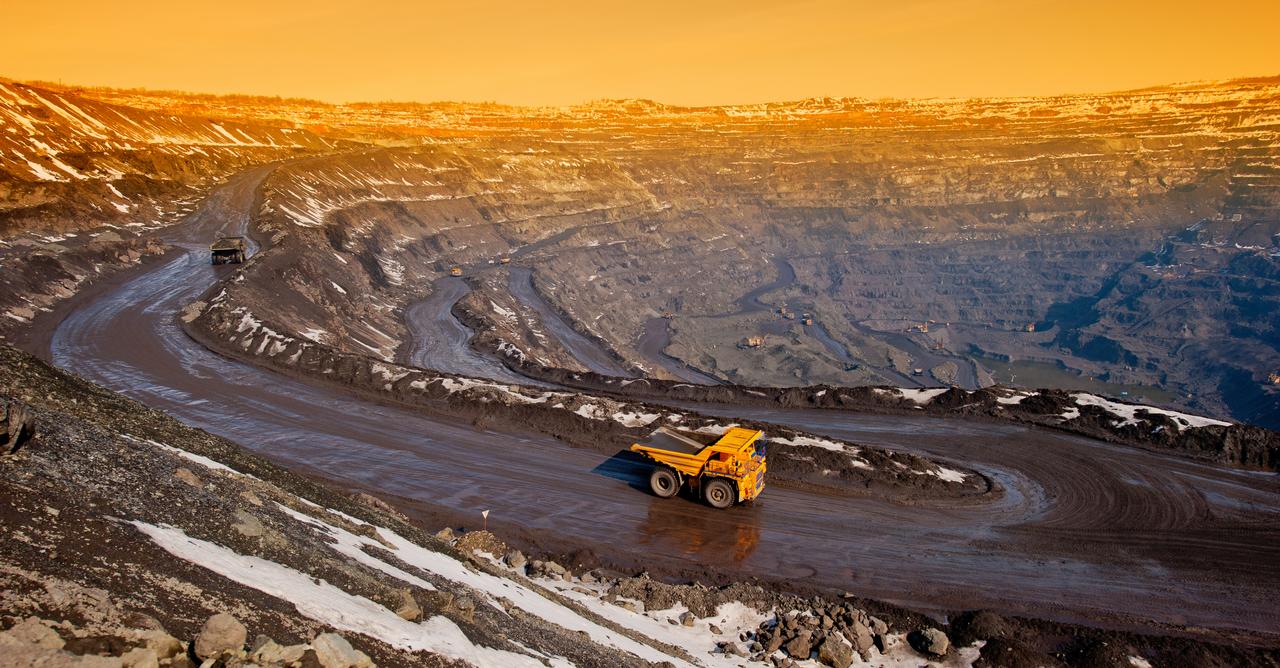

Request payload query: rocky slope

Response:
[5,346,1277,668]
[0,81,335,345]
[0,81,334,236]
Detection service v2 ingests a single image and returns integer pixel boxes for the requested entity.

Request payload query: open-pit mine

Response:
[1,74,1279,667]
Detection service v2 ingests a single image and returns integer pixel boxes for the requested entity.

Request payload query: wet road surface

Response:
[49,166,1280,642]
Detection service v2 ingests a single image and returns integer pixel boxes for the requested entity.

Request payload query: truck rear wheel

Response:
[649,467,679,498]
[704,478,735,509]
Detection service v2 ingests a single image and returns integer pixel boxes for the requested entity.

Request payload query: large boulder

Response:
[842,620,875,659]
[250,638,308,665]
[394,589,422,621]
[311,633,374,668]
[135,630,183,660]
[817,633,854,668]
[908,627,950,657]
[193,613,246,660]
[784,630,814,659]
[119,647,158,668]
[504,549,527,571]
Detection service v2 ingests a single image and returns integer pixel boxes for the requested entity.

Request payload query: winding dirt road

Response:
[403,277,533,384]
[46,166,1280,644]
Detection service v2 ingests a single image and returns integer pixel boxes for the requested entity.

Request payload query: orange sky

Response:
[3,0,1277,106]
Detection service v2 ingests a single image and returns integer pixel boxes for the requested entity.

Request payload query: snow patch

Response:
[1072,393,1229,429]
[612,411,659,428]
[895,388,948,404]
[131,522,548,667]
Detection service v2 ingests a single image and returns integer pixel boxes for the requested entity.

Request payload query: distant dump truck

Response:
[450,267,463,277]
[210,236,247,265]
[630,426,766,508]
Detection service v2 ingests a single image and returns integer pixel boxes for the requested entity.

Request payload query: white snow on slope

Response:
[124,435,256,479]
[995,392,1031,405]
[270,504,690,666]
[540,577,766,668]
[298,328,328,343]
[932,466,968,483]
[131,522,549,668]
[1072,393,1230,429]
[523,567,984,668]
[895,388,949,404]
[612,410,660,427]
[770,434,849,453]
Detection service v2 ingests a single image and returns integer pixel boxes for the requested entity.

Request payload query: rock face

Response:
[2,399,35,454]
[193,613,247,660]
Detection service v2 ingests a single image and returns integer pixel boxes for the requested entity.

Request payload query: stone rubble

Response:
[0,613,374,668]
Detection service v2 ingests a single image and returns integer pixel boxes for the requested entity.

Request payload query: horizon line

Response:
[5,71,1279,111]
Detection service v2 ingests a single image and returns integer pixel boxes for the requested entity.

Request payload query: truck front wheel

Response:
[649,467,679,498]
[704,478,735,509]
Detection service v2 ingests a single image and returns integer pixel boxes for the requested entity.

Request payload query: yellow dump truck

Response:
[210,236,247,265]
[630,426,766,508]
[450,267,463,277]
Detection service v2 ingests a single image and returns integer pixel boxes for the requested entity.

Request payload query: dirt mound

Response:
[513,364,1280,471]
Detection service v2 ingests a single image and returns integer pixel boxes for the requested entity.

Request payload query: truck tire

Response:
[649,467,679,498]
[704,478,735,509]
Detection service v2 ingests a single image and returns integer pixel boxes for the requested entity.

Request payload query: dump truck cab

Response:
[210,236,247,265]
[630,426,766,509]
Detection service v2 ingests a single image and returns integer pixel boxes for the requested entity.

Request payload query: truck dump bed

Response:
[210,236,246,251]
[633,427,706,455]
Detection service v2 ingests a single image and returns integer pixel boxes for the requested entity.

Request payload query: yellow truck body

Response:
[630,426,766,508]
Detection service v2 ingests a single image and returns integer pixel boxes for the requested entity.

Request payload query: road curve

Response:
[403,276,532,384]
[506,266,633,378]
[49,166,1280,643]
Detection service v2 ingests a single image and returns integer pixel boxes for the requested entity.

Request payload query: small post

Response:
[481,509,490,532]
